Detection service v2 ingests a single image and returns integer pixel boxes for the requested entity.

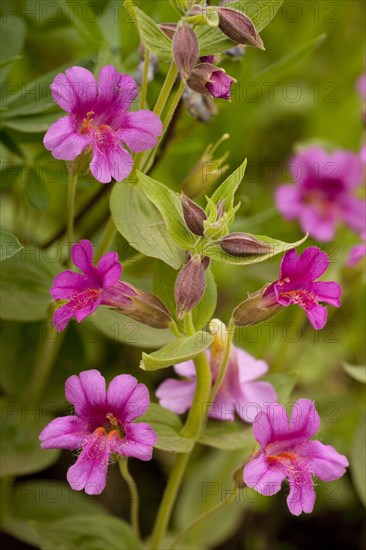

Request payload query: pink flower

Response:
[156,320,276,422]
[40,370,157,495]
[348,232,366,267]
[262,247,341,330]
[51,239,135,332]
[356,73,366,101]
[243,399,349,516]
[276,147,365,241]
[206,70,234,100]
[43,65,162,183]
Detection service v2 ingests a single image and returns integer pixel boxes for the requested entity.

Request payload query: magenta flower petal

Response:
[302,440,349,481]
[206,71,233,100]
[107,374,150,423]
[50,270,88,300]
[287,472,315,516]
[341,195,366,234]
[305,304,327,330]
[174,359,196,378]
[311,281,341,307]
[252,404,290,449]
[243,454,287,496]
[237,382,277,422]
[65,369,106,419]
[67,432,110,495]
[236,348,269,383]
[289,399,320,439]
[299,206,338,242]
[210,389,236,421]
[97,65,138,114]
[53,305,77,332]
[97,251,122,287]
[331,150,364,189]
[44,117,90,161]
[155,379,195,415]
[118,110,163,153]
[275,184,302,219]
[113,422,157,461]
[348,238,366,267]
[89,141,133,184]
[71,240,95,276]
[50,68,97,113]
[281,247,329,281]
[39,416,86,450]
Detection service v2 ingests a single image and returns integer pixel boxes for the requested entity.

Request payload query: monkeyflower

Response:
[262,247,342,330]
[243,399,348,515]
[276,147,365,241]
[40,370,157,495]
[43,65,162,183]
[156,320,276,422]
[50,240,171,332]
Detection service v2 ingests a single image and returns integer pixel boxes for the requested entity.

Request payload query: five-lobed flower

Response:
[40,369,157,495]
[44,65,163,184]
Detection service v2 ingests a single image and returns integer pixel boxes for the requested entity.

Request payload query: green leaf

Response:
[111,181,184,270]
[1,113,61,133]
[0,16,25,83]
[350,414,366,507]
[140,403,193,453]
[0,248,60,321]
[263,371,299,404]
[137,171,197,250]
[175,449,246,547]
[90,307,175,349]
[140,332,214,371]
[0,399,60,477]
[199,420,253,450]
[0,231,22,261]
[33,515,135,550]
[342,363,366,384]
[126,1,173,62]
[197,0,284,56]
[253,34,327,83]
[209,159,247,210]
[205,233,308,265]
[2,480,107,547]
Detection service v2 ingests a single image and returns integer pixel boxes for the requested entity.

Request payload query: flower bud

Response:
[220,233,273,257]
[182,86,218,124]
[106,283,172,329]
[233,287,282,327]
[217,7,265,50]
[173,24,199,81]
[175,254,206,319]
[187,63,235,100]
[181,193,207,235]
[159,22,178,39]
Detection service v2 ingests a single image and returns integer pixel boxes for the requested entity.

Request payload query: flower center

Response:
[279,289,318,308]
[65,288,102,312]
[267,451,297,465]
[80,111,95,134]
[104,412,125,439]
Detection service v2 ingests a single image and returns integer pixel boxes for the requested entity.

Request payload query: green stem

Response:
[141,79,186,174]
[119,458,141,547]
[98,216,117,258]
[150,315,212,549]
[140,48,150,110]
[169,486,237,549]
[27,316,65,401]
[209,318,235,403]
[66,165,78,259]
[153,63,178,118]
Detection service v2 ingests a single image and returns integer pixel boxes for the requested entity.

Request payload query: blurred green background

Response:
[0,1,365,549]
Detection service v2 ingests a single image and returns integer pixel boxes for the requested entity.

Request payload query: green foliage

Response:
[140,332,214,371]
[198,420,253,451]
[111,180,184,269]
[33,515,135,550]
[0,231,22,261]
[141,403,194,453]
[350,415,366,508]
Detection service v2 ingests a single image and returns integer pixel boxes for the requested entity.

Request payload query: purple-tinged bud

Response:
[182,87,218,123]
[181,193,207,235]
[173,24,199,80]
[220,233,273,257]
[175,254,206,319]
[187,63,235,100]
[159,22,178,39]
[217,8,265,50]
[233,287,282,327]
[106,283,172,329]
